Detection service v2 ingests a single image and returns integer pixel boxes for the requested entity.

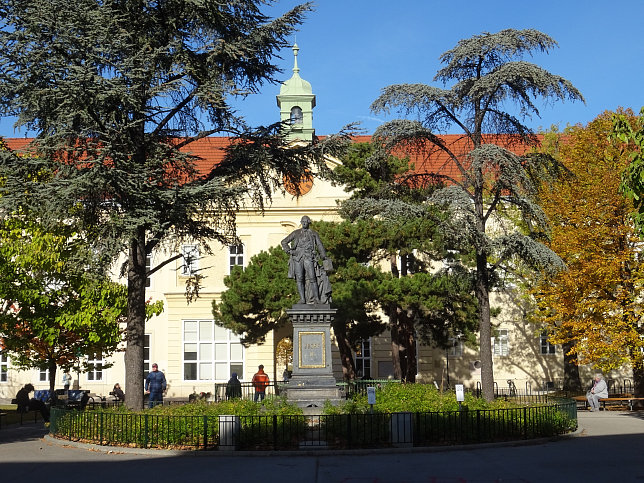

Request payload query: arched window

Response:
[290,106,303,125]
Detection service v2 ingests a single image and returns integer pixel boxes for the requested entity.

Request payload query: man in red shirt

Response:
[252,364,270,402]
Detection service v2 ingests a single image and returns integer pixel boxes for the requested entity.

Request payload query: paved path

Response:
[1,411,643,482]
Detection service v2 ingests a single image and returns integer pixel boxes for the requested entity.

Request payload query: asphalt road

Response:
[1,410,643,482]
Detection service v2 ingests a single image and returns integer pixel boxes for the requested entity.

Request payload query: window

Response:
[87,353,103,381]
[181,245,199,276]
[448,337,463,357]
[492,329,509,356]
[143,334,151,380]
[1,352,8,382]
[290,106,303,125]
[39,368,49,382]
[355,339,371,379]
[145,254,152,288]
[229,244,244,273]
[183,320,244,381]
[540,331,556,355]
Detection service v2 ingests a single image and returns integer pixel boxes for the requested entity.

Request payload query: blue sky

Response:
[2,0,642,137]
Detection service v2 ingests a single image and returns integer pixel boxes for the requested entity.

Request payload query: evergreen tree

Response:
[0,0,349,408]
[367,29,583,399]
[334,143,479,383]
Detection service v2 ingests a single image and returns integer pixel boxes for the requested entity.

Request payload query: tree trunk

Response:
[333,322,356,380]
[48,360,57,402]
[390,311,403,381]
[632,360,644,397]
[124,229,147,410]
[476,250,495,401]
[562,340,582,393]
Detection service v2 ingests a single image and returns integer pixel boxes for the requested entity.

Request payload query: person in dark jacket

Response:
[226,373,242,400]
[15,383,50,422]
[145,363,167,408]
[112,383,125,402]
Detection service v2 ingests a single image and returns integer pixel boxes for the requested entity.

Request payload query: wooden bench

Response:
[573,395,644,411]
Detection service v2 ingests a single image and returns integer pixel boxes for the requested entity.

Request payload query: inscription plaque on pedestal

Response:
[298,331,325,368]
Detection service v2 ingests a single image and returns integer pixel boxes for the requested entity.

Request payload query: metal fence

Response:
[49,397,576,451]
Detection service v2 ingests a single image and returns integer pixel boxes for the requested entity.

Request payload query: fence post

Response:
[100,412,104,445]
[144,414,149,448]
[203,415,208,449]
[346,414,352,448]
[476,410,481,442]
[523,407,527,439]
[271,414,277,449]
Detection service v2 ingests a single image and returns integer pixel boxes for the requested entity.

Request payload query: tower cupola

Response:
[277,43,316,142]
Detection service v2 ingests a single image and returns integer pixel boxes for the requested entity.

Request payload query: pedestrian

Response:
[15,383,50,422]
[252,364,270,402]
[226,372,242,400]
[145,363,167,408]
[62,372,72,391]
[586,373,608,411]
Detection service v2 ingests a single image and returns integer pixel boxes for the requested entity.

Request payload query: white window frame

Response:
[1,352,8,383]
[492,329,509,357]
[145,253,152,288]
[143,334,151,380]
[355,338,372,379]
[39,367,50,382]
[540,331,556,355]
[228,244,244,273]
[182,320,244,382]
[181,245,199,276]
[448,337,463,357]
[290,106,303,125]
[87,353,103,381]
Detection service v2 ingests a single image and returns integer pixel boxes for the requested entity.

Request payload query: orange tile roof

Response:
[4,134,540,181]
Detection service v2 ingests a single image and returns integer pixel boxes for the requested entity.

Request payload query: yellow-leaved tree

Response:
[534,110,644,396]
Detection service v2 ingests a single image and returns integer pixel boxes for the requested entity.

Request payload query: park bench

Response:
[573,394,644,411]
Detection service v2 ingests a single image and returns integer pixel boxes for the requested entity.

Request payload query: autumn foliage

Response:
[534,111,644,379]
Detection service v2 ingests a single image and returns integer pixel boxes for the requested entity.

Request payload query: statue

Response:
[281,216,332,304]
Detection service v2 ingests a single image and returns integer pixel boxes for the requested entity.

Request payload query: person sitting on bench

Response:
[15,383,50,422]
[586,373,608,412]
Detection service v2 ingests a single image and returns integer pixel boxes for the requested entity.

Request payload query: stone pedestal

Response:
[283,304,342,409]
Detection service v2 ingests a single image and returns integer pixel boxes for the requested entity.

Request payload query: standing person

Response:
[281,215,332,304]
[226,372,242,400]
[62,372,72,391]
[587,373,608,411]
[145,363,167,408]
[252,364,270,402]
[15,383,50,422]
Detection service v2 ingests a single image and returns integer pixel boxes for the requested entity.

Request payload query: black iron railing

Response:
[49,397,576,450]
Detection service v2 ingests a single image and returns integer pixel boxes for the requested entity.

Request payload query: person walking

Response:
[145,363,167,408]
[62,372,72,391]
[252,365,270,402]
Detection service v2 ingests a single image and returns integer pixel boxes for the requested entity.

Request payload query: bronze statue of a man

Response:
[281,216,332,304]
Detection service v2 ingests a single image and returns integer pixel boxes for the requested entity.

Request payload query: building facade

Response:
[0,46,625,401]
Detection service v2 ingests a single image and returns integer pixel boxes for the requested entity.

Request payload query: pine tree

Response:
[368,29,583,400]
[0,0,349,408]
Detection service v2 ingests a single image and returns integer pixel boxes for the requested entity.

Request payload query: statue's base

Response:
[283,375,343,409]
[286,304,340,409]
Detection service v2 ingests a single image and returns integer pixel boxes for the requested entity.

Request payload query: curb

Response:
[44,425,582,458]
